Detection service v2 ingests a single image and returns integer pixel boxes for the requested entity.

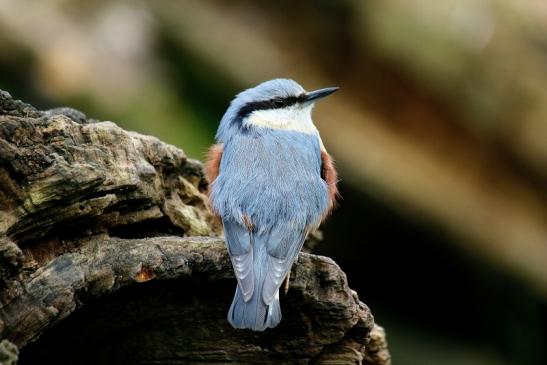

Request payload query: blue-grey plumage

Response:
[205,79,339,331]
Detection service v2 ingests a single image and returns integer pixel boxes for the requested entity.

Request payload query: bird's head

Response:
[217,79,338,140]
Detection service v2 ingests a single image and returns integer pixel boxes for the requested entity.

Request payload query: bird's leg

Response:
[282,272,291,295]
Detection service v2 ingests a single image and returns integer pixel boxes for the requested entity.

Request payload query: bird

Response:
[205,79,339,331]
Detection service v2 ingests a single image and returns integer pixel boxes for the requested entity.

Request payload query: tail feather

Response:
[227,225,292,331]
[266,290,281,326]
[228,285,281,331]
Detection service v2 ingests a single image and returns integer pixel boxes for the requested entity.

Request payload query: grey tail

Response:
[227,285,281,331]
[227,226,283,331]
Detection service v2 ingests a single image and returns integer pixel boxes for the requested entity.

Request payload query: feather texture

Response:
[210,129,328,228]
[263,224,308,305]
[227,227,284,330]
[204,143,223,189]
[209,78,338,331]
[223,220,254,301]
[320,150,339,219]
[211,127,328,331]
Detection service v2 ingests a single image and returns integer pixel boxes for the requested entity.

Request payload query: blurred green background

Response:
[1,0,547,364]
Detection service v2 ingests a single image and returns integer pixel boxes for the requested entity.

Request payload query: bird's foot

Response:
[282,272,291,295]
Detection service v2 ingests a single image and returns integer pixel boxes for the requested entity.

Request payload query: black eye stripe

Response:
[236,94,306,121]
[273,98,285,107]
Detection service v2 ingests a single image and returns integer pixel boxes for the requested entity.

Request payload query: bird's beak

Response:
[302,87,339,104]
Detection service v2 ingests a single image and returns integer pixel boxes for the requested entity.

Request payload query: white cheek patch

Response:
[246,105,319,135]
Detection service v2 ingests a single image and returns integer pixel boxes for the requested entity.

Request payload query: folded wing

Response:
[262,224,309,305]
[223,220,254,301]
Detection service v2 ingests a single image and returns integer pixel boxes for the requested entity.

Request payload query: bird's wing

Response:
[320,149,339,219]
[204,143,223,190]
[262,224,309,305]
[223,219,254,302]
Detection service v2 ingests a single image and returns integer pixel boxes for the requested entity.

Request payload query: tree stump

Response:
[0,90,390,365]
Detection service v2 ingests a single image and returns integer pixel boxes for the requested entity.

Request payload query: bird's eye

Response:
[273,98,285,107]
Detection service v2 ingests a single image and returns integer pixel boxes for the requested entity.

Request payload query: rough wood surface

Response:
[0,90,390,364]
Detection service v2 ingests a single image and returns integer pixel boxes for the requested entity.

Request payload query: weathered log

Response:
[0,90,390,364]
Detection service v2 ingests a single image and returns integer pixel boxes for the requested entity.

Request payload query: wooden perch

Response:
[0,90,390,364]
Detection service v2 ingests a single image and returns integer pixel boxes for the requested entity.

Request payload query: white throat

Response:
[245,105,319,135]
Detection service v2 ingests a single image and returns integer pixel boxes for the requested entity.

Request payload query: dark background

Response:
[2,1,547,364]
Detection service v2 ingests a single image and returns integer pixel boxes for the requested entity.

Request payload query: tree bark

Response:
[0,90,390,364]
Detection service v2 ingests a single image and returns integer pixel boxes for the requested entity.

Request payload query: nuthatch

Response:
[205,79,339,331]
